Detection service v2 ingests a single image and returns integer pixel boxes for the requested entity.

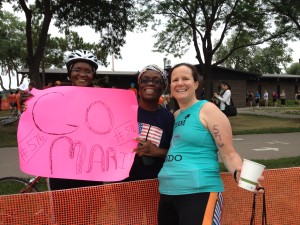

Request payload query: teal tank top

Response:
[158,100,224,195]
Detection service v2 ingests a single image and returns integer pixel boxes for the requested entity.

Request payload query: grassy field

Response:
[0,110,19,147]
[229,114,300,134]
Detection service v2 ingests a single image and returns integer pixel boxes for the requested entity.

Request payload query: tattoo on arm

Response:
[213,125,224,147]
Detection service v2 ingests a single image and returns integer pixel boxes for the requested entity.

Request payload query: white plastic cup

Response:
[238,159,265,192]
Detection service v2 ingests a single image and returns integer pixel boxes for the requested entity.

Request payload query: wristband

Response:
[233,169,238,183]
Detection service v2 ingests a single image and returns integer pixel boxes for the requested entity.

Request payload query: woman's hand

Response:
[254,176,265,194]
[235,169,265,194]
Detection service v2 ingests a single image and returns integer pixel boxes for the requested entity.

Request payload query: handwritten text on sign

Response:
[17,87,138,181]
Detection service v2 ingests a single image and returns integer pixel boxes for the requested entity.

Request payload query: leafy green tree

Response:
[286,62,300,75]
[265,0,300,37]
[0,0,136,89]
[0,10,27,91]
[136,0,290,98]
[0,9,104,90]
[215,35,293,74]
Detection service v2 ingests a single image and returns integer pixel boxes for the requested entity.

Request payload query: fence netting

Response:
[0,167,299,225]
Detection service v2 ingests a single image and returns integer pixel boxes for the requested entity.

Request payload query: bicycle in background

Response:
[0,176,45,195]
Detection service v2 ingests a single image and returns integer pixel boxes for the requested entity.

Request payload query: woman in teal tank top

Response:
[158,63,264,225]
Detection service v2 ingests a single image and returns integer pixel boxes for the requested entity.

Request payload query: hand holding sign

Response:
[17,86,138,182]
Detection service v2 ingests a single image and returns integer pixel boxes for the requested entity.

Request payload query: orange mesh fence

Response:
[0,179,160,225]
[222,167,300,225]
[0,167,299,225]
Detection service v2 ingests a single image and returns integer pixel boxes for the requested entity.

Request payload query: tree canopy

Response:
[286,62,300,75]
[214,34,293,74]
[0,0,136,88]
[265,0,300,37]
[135,0,298,98]
[0,8,110,91]
[0,10,26,90]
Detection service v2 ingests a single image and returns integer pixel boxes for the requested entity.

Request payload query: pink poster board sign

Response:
[17,86,138,182]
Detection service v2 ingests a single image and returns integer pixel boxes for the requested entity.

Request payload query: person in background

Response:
[123,64,175,181]
[157,63,264,225]
[213,81,231,115]
[158,95,164,106]
[211,85,221,107]
[296,90,300,107]
[0,92,2,111]
[7,91,16,112]
[28,82,36,92]
[272,91,278,107]
[44,82,54,89]
[263,90,269,107]
[128,82,138,96]
[280,90,286,107]
[255,91,261,107]
[161,93,171,110]
[247,90,254,107]
[14,89,22,115]
[22,50,104,190]
[55,80,62,86]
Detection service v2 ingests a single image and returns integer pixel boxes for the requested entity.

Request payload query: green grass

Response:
[0,119,19,147]
[229,114,300,135]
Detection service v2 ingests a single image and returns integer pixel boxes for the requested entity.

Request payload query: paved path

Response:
[232,132,300,160]
[0,147,28,178]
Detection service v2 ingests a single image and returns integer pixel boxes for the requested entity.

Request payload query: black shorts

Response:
[158,192,223,225]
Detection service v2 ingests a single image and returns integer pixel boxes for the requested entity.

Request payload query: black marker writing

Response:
[213,125,224,147]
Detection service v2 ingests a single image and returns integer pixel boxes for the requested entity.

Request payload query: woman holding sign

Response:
[157,63,264,225]
[21,50,104,190]
[48,50,105,190]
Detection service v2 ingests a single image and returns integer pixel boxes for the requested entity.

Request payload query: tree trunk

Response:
[21,0,53,89]
[29,63,42,89]
[199,64,214,102]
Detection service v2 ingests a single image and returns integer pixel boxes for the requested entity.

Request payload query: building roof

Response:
[262,73,300,79]
[18,68,300,80]
[18,68,139,76]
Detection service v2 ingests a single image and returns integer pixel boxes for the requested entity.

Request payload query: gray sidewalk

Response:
[0,147,29,178]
